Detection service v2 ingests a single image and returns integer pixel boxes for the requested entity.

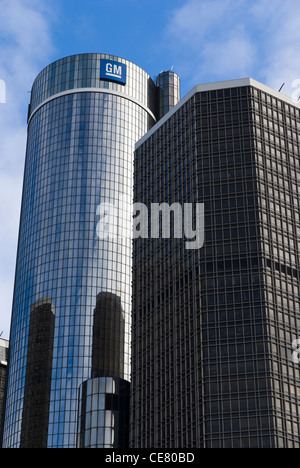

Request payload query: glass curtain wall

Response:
[3,54,156,448]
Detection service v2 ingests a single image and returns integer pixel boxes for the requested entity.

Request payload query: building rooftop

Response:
[0,339,9,349]
[0,339,9,366]
[136,77,300,148]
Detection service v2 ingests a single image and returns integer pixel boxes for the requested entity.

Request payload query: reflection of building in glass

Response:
[77,293,130,448]
[132,79,300,448]
[77,377,130,449]
[92,292,125,379]
[3,55,179,448]
[0,338,9,448]
[20,298,55,448]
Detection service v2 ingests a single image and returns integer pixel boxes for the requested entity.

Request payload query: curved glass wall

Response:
[29,53,157,119]
[156,71,180,119]
[77,377,130,448]
[3,54,156,448]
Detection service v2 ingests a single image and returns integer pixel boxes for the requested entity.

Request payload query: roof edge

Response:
[136,77,300,149]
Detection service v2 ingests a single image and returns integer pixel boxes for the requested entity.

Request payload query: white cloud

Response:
[167,0,300,97]
[250,0,300,96]
[201,26,256,80]
[166,0,256,88]
[0,0,55,338]
[168,0,234,45]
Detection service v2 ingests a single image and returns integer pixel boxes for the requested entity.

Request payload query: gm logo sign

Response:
[100,60,127,86]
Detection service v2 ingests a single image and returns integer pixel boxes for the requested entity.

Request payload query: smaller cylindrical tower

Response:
[156,70,181,119]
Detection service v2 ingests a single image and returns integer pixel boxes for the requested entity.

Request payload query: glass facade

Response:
[132,80,300,448]
[156,71,180,119]
[77,377,130,448]
[3,54,157,448]
[29,53,157,118]
[20,299,55,448]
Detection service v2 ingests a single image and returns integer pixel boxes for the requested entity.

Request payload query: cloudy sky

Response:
[1,0,300,338]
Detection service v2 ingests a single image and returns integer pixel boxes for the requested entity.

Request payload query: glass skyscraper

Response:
[3,54,162,448]
[7,51,300,450]
[132,78,300,448]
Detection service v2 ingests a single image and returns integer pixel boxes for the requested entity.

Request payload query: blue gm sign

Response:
[100,60,127,85]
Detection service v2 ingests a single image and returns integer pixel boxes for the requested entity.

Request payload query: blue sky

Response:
[50,0,185,82]
[1,0,300,338]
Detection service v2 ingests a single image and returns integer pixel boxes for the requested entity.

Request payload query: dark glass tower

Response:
[156,71,180,120]
[132,79,300,448]
[3,54,159,448]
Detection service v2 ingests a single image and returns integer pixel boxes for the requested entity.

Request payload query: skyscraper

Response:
[131,79,300,448]
[3,54,168,448]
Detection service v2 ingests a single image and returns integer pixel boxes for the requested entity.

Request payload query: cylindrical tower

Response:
[156,70,180,119]
[3,54,157,448]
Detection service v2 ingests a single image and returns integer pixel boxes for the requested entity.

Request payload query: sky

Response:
[1,0,300,338]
